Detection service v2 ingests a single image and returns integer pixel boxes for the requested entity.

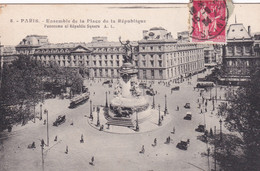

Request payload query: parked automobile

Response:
[139,82,148,89]
[53,115,66,126]
[184,112,192,120]
[184,103,191,109]
[176,139,189,150]
[102,80,112,85]
[146,88,155,96]
[171,86,180,91]
[195,125,205,132]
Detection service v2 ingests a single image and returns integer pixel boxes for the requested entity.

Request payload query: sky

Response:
[0,3,260,45]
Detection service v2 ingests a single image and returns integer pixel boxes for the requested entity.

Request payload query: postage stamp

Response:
[190,0,228,43]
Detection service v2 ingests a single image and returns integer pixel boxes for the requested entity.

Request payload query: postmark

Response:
[189,0,228,43]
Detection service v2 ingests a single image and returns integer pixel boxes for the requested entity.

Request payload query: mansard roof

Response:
[227,23,252,40]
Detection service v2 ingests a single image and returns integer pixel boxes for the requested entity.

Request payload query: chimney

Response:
[248,26,251,37]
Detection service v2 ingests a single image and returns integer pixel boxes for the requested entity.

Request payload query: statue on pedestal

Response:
[119,36,133,64]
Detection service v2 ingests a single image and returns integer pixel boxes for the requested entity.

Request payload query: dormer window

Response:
[232,29,235,32]
[240,29,243,31]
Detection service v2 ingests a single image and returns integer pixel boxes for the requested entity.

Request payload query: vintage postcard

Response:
[0,2,260,171]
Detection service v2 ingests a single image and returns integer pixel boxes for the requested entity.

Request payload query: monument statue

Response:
[119,36,133,64]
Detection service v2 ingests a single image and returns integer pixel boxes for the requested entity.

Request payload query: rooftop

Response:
[227,23,252,40]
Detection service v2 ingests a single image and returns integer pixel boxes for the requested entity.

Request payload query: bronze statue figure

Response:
[119,36,133,64]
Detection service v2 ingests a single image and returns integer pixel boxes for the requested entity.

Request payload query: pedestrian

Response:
[201,109,203,114]
[139,145,145,154]
[54,136,57,141]
[177,106,179,111]
[161,115,164,121]
[90,156,95,165]
[205,108,207,112]
[65,145,68,154]
[172,126,175,134]
[154,138,157,146]
[80,134,84,143]
[210,128,213,137]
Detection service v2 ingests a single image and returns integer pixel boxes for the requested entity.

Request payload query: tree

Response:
[0,55,43,129]
[70,72,84,96]
[217,68,260,170]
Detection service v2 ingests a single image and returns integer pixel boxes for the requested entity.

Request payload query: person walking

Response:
[154,138,157,146]
[172,127,175,134]
[65,145,68,154]
[139,145,145,154]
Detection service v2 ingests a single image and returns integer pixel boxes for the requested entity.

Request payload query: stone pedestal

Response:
[110,62,149,117]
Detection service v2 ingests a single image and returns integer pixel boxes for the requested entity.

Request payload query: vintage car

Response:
[171,86,180,91]
[139,82,148,89]
[176,139,189,150]
[102,80,112,85]
[184,103,191,109]
[146,88,155,96]
[195,125,205,132]
[53,115,66,126]
[184,112,192,120]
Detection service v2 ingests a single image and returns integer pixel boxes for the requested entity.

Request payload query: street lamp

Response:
[44,109,49,146]
[40,104,42,120]
[105,91,108,108]
[97,106,100,127]
[136,112,139,132]
[158,104,162,126]
[164,94,168,115]
[219,119,223,141]
[90,100,93,120]
[40,139,45,171]
[152,95,155,109]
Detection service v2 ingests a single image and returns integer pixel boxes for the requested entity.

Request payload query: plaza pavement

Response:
[0,70,231,171]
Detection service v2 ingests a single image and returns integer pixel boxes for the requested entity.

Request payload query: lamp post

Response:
[219,119,223,142]
[33,103,36,123]
[105,91,108,108]
[152,95,155,109]
[215,81,218,103]
[136,112,139,132]
[207,147,211,171]
[97,106,100,127]
[44,109,49,146]
[158,104,161,126]
[40,104,42,120]
[212,99,215,111]
[214,126,217,171]
[41,139,45,171]
[164,94,168,115]
[90,100,93,120]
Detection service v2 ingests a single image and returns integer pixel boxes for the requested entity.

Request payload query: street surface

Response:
[0,69,231,171]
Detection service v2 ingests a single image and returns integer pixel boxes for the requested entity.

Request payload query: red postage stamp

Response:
[190,0,227,43]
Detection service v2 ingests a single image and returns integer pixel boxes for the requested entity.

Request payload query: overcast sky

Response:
[0,4,260,45]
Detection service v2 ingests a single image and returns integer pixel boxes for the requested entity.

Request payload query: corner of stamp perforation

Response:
[188,0,230,44]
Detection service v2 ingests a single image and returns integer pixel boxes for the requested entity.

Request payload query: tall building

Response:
[3,27,205,80]
[138,27,204,81]
[219,23,260,84]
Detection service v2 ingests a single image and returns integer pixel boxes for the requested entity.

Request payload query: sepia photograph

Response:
[0,1,260,171]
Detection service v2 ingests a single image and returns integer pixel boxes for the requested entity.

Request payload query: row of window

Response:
[139,44,200,52]
[226,60,250,67]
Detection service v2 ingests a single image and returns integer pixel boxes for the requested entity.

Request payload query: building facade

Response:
[138,27,204,80]
[220,23,260,84]
[2,27,205,80]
